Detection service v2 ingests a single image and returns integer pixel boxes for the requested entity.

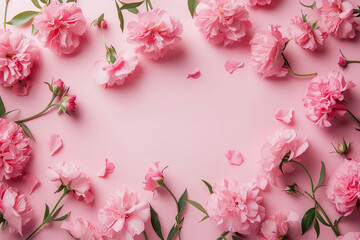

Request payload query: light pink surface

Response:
[1,0,360,239]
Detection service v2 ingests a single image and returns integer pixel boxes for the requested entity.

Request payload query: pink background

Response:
[1,0,360,239]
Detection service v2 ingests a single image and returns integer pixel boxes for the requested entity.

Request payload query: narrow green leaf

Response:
[1,220,7,230]
[199,215,208,222]
[119,0,144,10]
[177,189,187,217]
[232,236,243,240]
[17,122,35,140]
[150,205,164,240]
[187,0,198,18]
[115,1,124,32]
[43,203,50,221]
[301,207,315,235]
[49,205,64,222]
[31,24,38,35]
[31,0,42,9]
[0,96,5,116]
[126,7,139,14]
[92,13,104,27]
[315,211,330,226]
[314,219,320,238]
[39,0,47,3]
[6,11,40,26]
[334,216,343,232]
[53,212,70,221]
[202,179,213,194]
[167,224,178,240]
[316,161,326,190]
[185,200,207,215]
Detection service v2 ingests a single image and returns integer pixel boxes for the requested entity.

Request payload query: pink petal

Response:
[275,109,294,124]
[23,173,40,194]
[225,150,244,166]
[225,60,244,74]
[186,69,200,79]
[47,134,63,156]
[97,158,115,177]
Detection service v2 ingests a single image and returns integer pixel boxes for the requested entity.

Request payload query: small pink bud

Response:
[101,19,107,29]
[59,95,76,114]
[338,57,347,67]
[53,79,64,95]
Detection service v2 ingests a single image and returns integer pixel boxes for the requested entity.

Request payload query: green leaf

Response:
[31,0,42,9]
[43,203,50,221]
[39,0,47,3]
[115,1,124,32]
[150,205,164,240]
[1,220,7,230]
[92,13,104,27]
[199,215,208,222]
[17,122,35,140]
[301,207,316,235]
[31,24,38,35]
[6,11,40,26]
[53,212,70,221]
[334,216,343,232]
[316,161,325,190]
[187,0,198,18]
[177,189,187,217]
[314,219,320,238]
[167,224,178,240]
[119,0,144,10]
[49,205,64,222]
[0,96,5,116]
[232,236,243,240]
[315,211,330,226]
[185,200,207,215]
[126,8,139,14]
[54,184,64,194]
[202,179,213,194]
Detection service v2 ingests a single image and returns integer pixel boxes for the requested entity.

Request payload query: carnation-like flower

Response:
[127,8,183,60]
[61,217,106,240]
[58,95,76,114]
[336,232,360,240]
[92,50,138,87]
[288,16,326,51]
[47,161,94,203]
[327,159,360,216]
[143,162,164,192]
[250,25,289,78]
[303,70,356,127]
[317,0,357,39]
[194,0,251,46]
[0,29,39,95]
[260,128,309,186]
[0,118,32,180]
[98,189,150,239]
[206,176,267,235]
[33,1,87,55]
[259,211,299,240]
[0,183,32,236]
[247,0,271,6]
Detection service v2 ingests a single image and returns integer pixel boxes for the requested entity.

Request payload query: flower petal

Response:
[97,158,115,178]
[275,109,294,124]
[225,150,244,166]
[225,60,244,74]
[47,134,63,156]
[23,173,40,195]
[186,69,200,79]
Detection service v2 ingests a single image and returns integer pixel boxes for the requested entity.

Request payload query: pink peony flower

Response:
[48,161,94,203]
[194,0,251,46]
[206,176,267,235]
[247,0,271,6]
[0,183,32,236]
[61,217,106,240]
[260,128,309,186]
[317,0,357,39]
[327,159,360,216]
[33,1,87,55]
[337,232,360,240]
[250,25,289,78]
[0,118,32,180]
[98,189,150,239]
[127,8,183,60]
[92,50,138,87]
[143,162,164,192]
[259,211,299,240]
[303,70,356,127]
[0,29,39,95]
[288,16,327,51]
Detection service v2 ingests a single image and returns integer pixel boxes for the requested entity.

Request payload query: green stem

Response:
[288,65,318,77]
[16,94,57,123]
[142,231,148,240]
[289,160,314,192]
[347,60,360,64]
[4,0,8,29]
[316,202,341,236]
[347,109,360,125]
[162,183,179,207]
[162,183,181,240]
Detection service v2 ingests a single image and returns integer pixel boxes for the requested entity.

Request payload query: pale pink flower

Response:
[327,159,360,216]
[337,232,360,240]
[0,118,32,180]
[0,29,39,95]
[317,0,357,39]
[247,0,271,6]
[47,133,63,156]
[0,183,32,236]
[143,162,164,192]
[225,60,244,74]
[275,109,293,124]
[61,217,106,240]
[186,69,201,79]
[288,16,327,51]
[127,8,183,60]
[260,211,298,240]
[33,1,87,55]
[260,129,309,186]
[11,78,32,96]
[303,70,355,127]
[225,150,244,166]
[92,50,138,87]
[250,25,289,78]
[97,158,115,178]
[98,189,150,239]
[48,161,94,203]
[194,0,251,46]
[206,176,267,235]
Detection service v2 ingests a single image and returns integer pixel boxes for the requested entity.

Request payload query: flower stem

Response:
[347,60,360,64]
[347,109,360,125]
[142,231,148,240]
[4,0,9,29]
[162,183,182,240]
[288,65,318,77]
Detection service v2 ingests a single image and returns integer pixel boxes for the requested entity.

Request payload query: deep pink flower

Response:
[0,29,39,95]
[288,16,327,51]
[127,8,183,60]
[98,189,150,239]
[33,1,87,55]
[0,183,32,236]
[247,0,271,6]
[194,0,251,46]
[61,217,106,240]
[303,70,355,127]
[337,232,360,240]
[59,95,76,114]
[338,56,347,67]
[92,50,138,87]
[206,176,267,234]
[52,79,64,95]
[48,161,94,203]
[143,162,164,192]
[259,211,298,240]
[0,118,32,180]
[327,159,360,216]
[250,25,289,78]
[317,0,357,39]
[260,129,309,186]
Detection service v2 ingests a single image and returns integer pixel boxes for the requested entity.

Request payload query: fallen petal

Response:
[225,150,244,166]
[23,173,40,194]
[225,60,244,74]
[186,69,200,79]
[47,134,63,156]
[275,109,294,124]
[97,158,115,177]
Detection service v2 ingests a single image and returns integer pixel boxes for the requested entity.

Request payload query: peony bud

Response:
[100,19,107,29]
[333,139,350,157]
[338,57,347,68]
[58,95,76,114]
[52,79,64,95]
